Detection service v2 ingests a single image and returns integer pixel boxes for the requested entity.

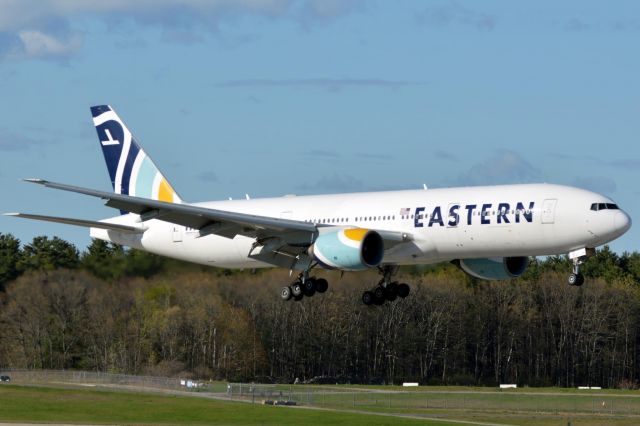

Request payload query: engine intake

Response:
[309,228,384,271]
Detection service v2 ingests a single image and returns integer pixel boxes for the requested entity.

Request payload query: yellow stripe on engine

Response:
[158,178,174,203]
[344,228,369,242]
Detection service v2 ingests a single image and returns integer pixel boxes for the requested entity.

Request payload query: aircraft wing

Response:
[22,178,319,244]
[3,212,145,233]
[18,179,412,256]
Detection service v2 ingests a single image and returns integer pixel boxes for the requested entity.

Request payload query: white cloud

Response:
[0,0,363,60]
[300,0,365,22]
[451,150,542,186]
[17,30,81,59]
[415,1,495,31]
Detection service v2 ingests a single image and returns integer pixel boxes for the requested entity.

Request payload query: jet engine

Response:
[308,227,384,271]
[458,256,528,280]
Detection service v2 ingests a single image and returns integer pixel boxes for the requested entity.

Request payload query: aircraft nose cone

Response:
[615,211,632,235]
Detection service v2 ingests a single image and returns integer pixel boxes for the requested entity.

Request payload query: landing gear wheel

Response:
[568,273,585,286]
[385,283,398,301]
[293,294,303,302]
[315,278,328,293]
[303,278,316,297]
[373,294,385,305]
[373,286,385,300]
[362,291,374,306]
[280,286,292,301]
[397,283,410,298]
[291,283,303,297]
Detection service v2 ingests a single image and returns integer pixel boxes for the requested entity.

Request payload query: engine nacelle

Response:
[458,256,528,280]
[308,228,384,271]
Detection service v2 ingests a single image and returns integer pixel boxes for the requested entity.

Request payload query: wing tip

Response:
[23,178,47,184]
[3,212,19,216]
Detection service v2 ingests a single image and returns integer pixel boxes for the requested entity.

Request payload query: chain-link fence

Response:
[0,369,227,393]
[226,383,640,416]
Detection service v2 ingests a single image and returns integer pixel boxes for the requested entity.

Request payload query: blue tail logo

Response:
[91,105,182,205]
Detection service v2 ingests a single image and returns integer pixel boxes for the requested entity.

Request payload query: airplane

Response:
[5,105,632,305]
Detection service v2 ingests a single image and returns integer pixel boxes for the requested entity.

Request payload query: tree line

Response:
[1,233,640,388]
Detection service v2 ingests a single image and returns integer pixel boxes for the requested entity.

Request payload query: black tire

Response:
[397,283,410,298]
[315,278,328,293]
[385,283,398,302]
[294,294,304,302]
[303,278,316,297]
[362,291,374,305]
[373,294,385,305]
[373,286,385,300]
[280,286,292,301]
[569,273,585,286]
[291,283,303,297]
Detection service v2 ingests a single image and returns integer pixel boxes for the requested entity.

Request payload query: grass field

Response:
[2,381,640,426]
[0,384,467,425]
[233,383,640,426]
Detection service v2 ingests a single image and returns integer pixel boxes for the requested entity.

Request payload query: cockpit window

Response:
[591,203,619,211]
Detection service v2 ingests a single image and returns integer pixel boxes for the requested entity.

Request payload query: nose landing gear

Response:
[567,248,594,286]
[568,270,585,286]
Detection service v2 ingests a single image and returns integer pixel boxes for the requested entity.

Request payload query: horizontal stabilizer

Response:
[4,213,145,234]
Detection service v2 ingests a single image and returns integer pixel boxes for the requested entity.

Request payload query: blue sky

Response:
[0,0,638,253]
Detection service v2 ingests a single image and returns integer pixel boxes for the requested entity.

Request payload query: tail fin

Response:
[90,105,183,205]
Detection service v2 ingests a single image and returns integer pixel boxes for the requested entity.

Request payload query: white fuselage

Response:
[91,183,631,269]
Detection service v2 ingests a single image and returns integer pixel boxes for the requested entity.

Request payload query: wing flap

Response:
[4,213,145,233]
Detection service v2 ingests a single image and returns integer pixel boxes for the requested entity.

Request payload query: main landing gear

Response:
[362,265,410,306]
[280,273,329,302]
[567,248,594,287]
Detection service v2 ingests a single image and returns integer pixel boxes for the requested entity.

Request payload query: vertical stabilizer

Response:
[90,105,182,205]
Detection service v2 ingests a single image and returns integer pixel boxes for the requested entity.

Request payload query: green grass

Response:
[251,384,640,425]
[0,384,464,425]
[4,382,640,426]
